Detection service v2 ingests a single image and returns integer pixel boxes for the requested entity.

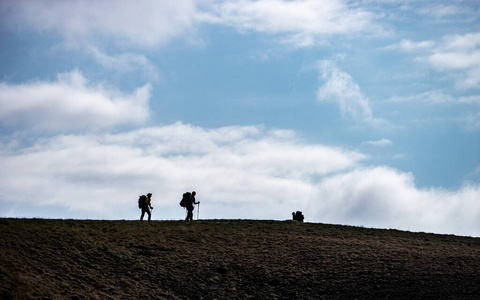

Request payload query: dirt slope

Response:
[1,219,480,299]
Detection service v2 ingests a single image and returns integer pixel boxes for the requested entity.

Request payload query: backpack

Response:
[138,195,147,209]
[179,192,191,207]
[295,211,304,222]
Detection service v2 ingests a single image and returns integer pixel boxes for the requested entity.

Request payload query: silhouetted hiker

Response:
[183,191,199,221]
[139,193,153,221]
[292,211,304,223]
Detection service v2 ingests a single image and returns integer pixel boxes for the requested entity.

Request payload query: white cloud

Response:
[1,1,198,81]
[316,60,387,126]
[386,32,480,89]
[309,166,480,237]
[3,0,201,48]
[208,0,378,47]
[428,32,480,89]
[428,32,480,70]
[0,122,365,220]
[0,70,151,130]
[316,60,372,120]
[362,138,393,147]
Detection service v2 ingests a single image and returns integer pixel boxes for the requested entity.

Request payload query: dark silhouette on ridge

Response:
[181,191,199,221]
[139,193,153,221]
[292,211,304,222]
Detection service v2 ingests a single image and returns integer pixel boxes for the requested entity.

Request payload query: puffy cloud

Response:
[308,166,480,237]
[0,70,151,131]
[428,32,480,69]
[0,122,364,220]
[208,0,378,47]
[428,32,480,89]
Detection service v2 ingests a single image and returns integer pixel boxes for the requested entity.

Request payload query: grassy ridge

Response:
[1,219,480,299]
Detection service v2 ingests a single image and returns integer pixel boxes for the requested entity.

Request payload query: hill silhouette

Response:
[1,219,480,299]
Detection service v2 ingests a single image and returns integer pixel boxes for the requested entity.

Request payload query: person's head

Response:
[147,193,152,197]
[192,191,196,196]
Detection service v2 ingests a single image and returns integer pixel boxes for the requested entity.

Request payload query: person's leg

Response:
[140,208,145,221]
[147,207,151,221]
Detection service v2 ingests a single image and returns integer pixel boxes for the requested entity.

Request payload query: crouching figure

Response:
[292,211,304,222]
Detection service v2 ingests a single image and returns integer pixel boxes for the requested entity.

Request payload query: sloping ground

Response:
[1,219,480,299]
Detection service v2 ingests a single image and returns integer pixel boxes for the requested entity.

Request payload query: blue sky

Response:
[1,0,479,236]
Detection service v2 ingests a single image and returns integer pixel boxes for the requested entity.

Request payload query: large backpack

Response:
[138,195,147,209]
[179,192,191,207]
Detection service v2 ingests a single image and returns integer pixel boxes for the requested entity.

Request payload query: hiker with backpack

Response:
[139,193,154,222]
[180,191,199,221]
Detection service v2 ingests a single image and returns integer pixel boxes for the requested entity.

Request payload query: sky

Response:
[0,0,479,236]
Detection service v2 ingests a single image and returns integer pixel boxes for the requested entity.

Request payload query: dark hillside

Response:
[1,219,480,299]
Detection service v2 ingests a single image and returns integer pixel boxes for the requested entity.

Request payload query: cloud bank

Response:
[1,122,479,236]
[310,166,480,237]
[0,122,364,220]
